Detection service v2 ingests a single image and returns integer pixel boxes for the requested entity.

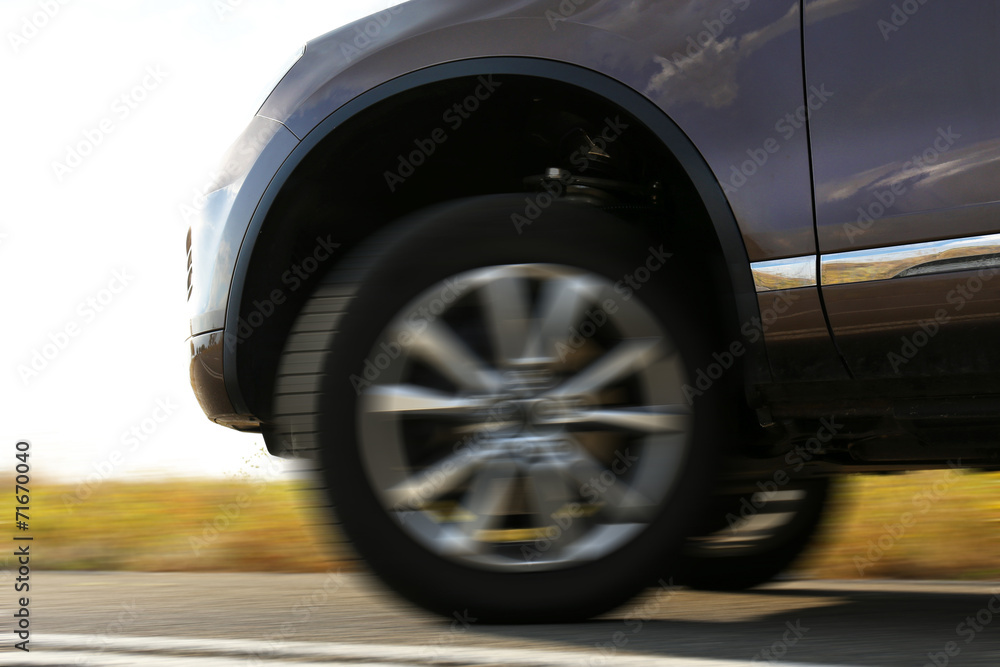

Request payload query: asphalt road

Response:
[9,572,1000,665]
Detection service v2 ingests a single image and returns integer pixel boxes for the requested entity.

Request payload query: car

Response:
[187,0,1000,622]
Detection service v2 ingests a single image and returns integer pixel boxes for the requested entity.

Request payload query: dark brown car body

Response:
[190,0,1000,469]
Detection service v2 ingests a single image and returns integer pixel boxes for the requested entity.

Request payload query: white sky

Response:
[0,0,408,483]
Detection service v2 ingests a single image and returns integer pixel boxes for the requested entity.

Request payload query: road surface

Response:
[6,572,1000,665]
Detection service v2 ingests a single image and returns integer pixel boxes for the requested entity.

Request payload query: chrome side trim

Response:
[822,233,1000,286]
[749,234,1000,291]
[750,256,817,292]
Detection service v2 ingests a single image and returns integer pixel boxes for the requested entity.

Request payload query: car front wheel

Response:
[276,195,729,622]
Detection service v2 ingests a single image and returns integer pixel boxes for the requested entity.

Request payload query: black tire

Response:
[276,195,730,622]
[674,477,831,591]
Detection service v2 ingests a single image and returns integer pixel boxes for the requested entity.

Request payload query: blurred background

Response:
[1,0,410,482]
[2,0,1000,581]
[0,0,408,574]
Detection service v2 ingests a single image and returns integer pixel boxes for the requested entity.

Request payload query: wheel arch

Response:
[224,56,768,428]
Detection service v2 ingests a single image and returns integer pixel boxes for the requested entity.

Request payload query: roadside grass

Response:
[10,479,348,572]
[798,469,1000,580]
[5,470,1000,578]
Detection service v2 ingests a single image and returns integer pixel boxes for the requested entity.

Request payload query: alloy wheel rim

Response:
[356,263,693,570]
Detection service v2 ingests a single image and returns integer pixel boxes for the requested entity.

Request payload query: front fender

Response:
[225,56,771,415]
[260,1,814,261]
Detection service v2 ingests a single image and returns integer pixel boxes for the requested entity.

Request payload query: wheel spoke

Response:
[546,405,691,434]
[549,338,667,398]
[384,448,488,510]
[562,444,656,521]
[365,384,489,417]
[460,461,519,537]
[528,461,571,523]
[563,451,628,507]
[522,276,595,361]
[480,276,532,367]
[527,462,581,550]
[404,320,503,392]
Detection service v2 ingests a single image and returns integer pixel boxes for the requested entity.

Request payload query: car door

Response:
[803,0,1000,382]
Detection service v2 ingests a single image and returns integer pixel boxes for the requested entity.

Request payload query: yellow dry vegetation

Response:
[5,479,350,572]
[4,470,999,579]
[800,470,1000,580]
